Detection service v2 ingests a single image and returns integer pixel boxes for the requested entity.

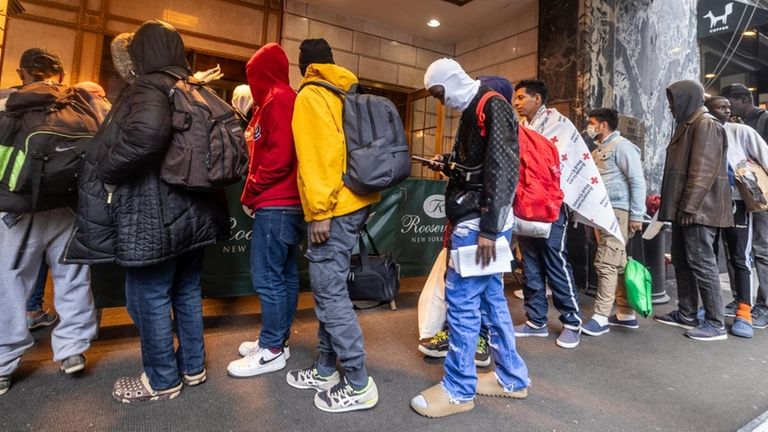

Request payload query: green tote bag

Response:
[625,257,653,318]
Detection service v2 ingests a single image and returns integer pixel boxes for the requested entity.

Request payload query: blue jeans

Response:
[519,206,582,329]
[306,207,370,388]
[442,226,530,401]
[26,260,48,312]
[124,249,205,390]
[251,208,304,349]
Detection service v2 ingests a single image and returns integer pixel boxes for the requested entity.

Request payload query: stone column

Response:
[582,0,700,191]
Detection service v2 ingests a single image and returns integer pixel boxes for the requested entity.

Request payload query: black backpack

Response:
[300,81,410,194]
[0,83,100,210]
[160,72,248,191]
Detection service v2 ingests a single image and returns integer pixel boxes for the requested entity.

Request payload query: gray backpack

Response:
[300,81,410,194]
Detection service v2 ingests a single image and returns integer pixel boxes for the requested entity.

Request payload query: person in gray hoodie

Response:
[654,80,732,341]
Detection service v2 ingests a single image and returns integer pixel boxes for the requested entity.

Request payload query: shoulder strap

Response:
[299,80,346,98]
[757,110,768,138]
[475,91,504,137]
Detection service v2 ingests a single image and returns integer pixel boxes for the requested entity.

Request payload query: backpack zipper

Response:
[366,97,377,142]
[354,95,364,147]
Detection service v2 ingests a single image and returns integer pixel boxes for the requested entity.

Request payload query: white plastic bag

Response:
[513,218,552,238]
[418,247,448,339]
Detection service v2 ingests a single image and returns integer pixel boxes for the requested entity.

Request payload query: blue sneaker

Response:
[686,321,727,341]
[514,322,549,338]
[731,317,754,338]
[654,310,697,330]
[608,314,639,329]
[581,319,609,336]
[752,305,768,329]
[556,328,580,348]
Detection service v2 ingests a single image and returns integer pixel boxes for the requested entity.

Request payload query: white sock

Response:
[591,314,609,326]
[617,312,636,321]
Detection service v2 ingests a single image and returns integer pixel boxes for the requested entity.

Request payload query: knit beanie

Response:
[298,38,334,76]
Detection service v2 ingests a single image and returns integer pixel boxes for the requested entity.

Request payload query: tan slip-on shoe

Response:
[476,371,528,399]
[410,383,474,418]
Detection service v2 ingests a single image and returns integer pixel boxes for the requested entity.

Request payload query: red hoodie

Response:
[241,43,301,210]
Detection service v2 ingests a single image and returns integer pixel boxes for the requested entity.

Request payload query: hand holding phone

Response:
[412,155,444,171]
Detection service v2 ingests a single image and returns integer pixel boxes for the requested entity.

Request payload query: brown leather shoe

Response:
[410,383,474,418]
[476,371,528,398]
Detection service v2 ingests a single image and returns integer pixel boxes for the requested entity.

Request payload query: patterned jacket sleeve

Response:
[478,97,520,239]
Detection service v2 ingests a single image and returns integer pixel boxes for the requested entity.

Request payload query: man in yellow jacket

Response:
[287,38,380,413]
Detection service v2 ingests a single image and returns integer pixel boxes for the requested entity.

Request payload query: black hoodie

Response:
[129,20,189,78]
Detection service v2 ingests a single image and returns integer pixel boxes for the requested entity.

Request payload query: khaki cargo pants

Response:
[593,209,633,317]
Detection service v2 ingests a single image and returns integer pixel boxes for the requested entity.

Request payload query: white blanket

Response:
[526,106,624,244]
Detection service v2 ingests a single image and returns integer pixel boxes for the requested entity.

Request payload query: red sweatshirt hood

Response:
[246,43,290,107]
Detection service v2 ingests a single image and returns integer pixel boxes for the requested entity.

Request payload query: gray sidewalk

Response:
[0,276,766,432]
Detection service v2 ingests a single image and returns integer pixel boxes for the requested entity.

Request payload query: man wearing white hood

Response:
[411,58,529,418]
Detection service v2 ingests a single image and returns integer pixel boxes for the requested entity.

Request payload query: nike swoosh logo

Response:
[55,145,76,152]
[258,354,281,366]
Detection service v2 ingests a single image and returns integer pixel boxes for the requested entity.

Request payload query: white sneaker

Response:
[227,347,287,378]
[314,377,379,413]
[238,339,291,359]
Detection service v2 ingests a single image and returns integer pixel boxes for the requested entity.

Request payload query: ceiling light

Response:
[704,73,716,78]
[427,19,441,28]
[743,29,758,36]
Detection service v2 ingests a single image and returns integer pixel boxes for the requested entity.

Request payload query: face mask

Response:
[443,93,464,112]
[586,124,600,140]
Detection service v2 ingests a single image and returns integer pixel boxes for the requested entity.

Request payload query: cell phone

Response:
[411,155,442,165]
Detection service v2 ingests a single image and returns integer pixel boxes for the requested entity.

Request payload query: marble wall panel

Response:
[283,13,310,40]
[584,0,700,190]
[538,0,580,109]
[498,54,538,82]
[308,20,354,51]
[306,3,365,32]
[359,57,398,84]
[397,65,424,89]
[380,40,417,66]
[353,32,381,57]
[333,50,360,76]
[416,48,444,69]
[284,0,307,15]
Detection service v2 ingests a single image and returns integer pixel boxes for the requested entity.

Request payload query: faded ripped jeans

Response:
[442,226,529,401]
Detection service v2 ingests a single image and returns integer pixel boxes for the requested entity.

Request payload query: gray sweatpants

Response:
[0,208,97,376]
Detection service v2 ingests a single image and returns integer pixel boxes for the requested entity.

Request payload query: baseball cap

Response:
[19,47,63,72]
[720,83,751,98]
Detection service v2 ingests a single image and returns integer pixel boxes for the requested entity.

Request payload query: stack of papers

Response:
[449,236,513,277]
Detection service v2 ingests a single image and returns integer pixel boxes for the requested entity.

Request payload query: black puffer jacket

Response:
[444,86,520,239]
[63,20,229,266]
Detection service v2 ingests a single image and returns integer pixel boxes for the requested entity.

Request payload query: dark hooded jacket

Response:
[659,80,732,227]
[444,85,519,239]
[63,20,229,266]
[241,43,301,210]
